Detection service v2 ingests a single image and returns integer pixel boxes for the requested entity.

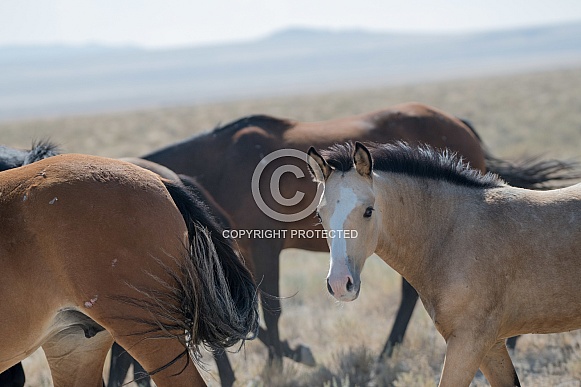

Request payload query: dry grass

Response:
[2,67,581,160]
[2,66,581,386]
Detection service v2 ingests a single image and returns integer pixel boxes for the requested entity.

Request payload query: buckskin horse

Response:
[0,153,259,386]
[143,102,580,385]
[308,141,581,386]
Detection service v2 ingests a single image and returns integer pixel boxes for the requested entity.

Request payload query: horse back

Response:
[0,153,185,294]
[281,102,486,171]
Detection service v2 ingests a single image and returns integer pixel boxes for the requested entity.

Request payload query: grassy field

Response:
[3,66,581,386]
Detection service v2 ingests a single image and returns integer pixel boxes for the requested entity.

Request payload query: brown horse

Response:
[308,141,581,386]
[143,102,580,385]
[0,154,258,386]
[0,144,239,387]
[111,157,235,387]
[0,141,60,387]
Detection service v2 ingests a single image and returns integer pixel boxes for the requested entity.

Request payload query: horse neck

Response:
[373,172,481,292]
[144,132,220,185]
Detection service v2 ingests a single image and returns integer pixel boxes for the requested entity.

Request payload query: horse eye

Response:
[315,211,322,221]
[363,206,374,218]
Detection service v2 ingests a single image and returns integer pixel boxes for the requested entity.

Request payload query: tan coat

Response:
[310,142,581,386]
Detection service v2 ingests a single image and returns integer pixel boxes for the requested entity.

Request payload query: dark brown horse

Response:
[0,153,259,386]
[143,102,580,385]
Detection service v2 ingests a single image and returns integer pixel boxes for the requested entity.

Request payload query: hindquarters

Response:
[360,103,488,172]
[94,180,258,385]
[162,180,259,352]
[97,179,258,379]
[0,155,257,385]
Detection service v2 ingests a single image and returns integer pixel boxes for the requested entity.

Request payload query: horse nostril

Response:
[346,277,353,292]
[326,279,334,295]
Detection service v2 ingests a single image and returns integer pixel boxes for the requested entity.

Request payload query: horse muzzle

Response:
[326,273,361,302]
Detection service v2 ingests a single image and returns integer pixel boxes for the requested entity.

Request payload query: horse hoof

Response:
[297,345,316,367]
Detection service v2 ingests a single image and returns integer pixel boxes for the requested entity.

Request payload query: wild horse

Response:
[0,143,236,387]
[309,141,581,386]
[0,152,258,386]
[0,141,59,387]
[143,102,580,385]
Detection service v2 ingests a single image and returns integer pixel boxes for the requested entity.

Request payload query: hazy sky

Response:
[2,0,581,48]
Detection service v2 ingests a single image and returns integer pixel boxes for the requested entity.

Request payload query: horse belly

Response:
[504,313,581,337]
[503,273,581,336]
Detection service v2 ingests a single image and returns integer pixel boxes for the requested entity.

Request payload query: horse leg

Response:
[132,358,152,387]
[506,336,518,350]
[280,339,316,366]
[479,340,520,387]
[252,240,285,367]
[252,239,316,369]
[438,333,492,387]
[42,328,113,387]
[0,363,25,387]
[379,277,419,359]
[112,334,205,387]
[213,352,235,387]
[107,343,151,387]
[255,326,314,366]
[89,293,207,386]
[107,343,133,387]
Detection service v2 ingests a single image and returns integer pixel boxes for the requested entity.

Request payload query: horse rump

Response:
[111,180,259,375]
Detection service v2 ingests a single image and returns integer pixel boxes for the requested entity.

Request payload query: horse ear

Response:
[307,147,332,183]
[353,142,372,177]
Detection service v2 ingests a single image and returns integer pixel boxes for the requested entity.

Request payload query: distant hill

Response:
[1,22,581,120]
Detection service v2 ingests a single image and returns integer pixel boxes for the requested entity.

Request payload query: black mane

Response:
[0,140,60,172]
[213,114,293,134]
[321,141,503,189]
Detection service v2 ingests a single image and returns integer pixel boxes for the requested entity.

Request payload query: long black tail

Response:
[460,119,581,189]
[484,154,581,189]
[163,180,260,353]
[110,181,259,378]
[177,174,234,230]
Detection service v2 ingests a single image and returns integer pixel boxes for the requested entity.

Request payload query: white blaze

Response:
[327,187,358,293]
